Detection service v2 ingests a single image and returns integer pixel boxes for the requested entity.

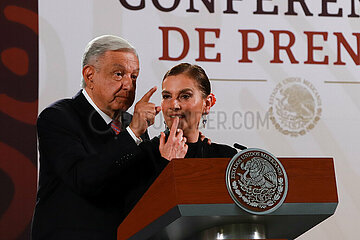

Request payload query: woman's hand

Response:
[159,117,188,161]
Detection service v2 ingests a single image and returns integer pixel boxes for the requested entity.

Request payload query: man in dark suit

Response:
[31,35,169,240]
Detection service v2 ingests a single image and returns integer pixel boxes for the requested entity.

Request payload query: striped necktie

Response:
[111,119,122,135]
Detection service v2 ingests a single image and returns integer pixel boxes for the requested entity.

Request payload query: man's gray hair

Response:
[81,35,138,88]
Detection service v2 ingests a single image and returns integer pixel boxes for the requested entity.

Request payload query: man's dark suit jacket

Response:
[31,91,168,240]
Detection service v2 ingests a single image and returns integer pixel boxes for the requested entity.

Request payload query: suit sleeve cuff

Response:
[126,126,143,145]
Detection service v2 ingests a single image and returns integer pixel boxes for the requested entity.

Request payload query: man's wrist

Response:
[129,123,141,138]
[126,126,142,145]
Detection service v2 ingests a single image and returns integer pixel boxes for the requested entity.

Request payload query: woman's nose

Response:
[170,99,180,110]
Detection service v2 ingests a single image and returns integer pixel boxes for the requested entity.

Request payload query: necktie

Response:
[111,120,122,135]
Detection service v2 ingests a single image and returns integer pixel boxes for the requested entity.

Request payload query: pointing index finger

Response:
[169,117,179,138]
[140,86,157,102]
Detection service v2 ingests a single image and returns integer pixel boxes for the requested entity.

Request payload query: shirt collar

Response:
[82,89,113,125]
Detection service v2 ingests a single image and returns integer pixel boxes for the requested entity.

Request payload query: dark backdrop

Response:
[0,0,38,239]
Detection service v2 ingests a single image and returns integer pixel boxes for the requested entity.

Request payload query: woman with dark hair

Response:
[126,63,238,222]
[160,63,237,159]
[141,63,237,161]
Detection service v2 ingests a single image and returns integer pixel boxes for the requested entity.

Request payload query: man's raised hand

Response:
[129,87,161,137]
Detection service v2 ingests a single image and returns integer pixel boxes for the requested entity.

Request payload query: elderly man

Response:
[31,35,169,240]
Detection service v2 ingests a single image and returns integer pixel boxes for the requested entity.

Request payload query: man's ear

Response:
[203,95,213,115]
[82,65,95,89]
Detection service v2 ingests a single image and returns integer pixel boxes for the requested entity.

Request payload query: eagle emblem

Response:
[226,148,288,214]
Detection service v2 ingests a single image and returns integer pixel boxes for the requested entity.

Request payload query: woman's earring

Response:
[202,115,207,128]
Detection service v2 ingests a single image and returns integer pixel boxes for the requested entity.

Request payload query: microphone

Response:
[233,143,247,150]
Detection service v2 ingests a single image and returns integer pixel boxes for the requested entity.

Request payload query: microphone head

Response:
[233,143,247,150]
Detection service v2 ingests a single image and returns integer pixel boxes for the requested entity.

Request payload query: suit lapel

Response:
[71,90,150,141]
[72,91,114,138]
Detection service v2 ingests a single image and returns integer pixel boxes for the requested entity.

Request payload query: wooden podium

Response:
[117,157,338,240]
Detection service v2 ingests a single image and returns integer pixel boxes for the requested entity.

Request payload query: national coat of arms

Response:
[226,148,288,214]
